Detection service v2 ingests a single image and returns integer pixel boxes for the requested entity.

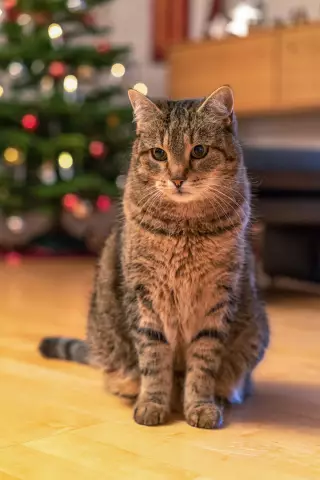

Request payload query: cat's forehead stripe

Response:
[165,102,192,160]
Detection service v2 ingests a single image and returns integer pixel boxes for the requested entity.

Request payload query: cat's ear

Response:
[197,85,234,118]
[128,89,162,131]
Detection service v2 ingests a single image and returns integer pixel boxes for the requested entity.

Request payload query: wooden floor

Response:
[0,260,319,480]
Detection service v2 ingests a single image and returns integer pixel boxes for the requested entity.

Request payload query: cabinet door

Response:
[169,33,278,115]
[280,24,320,109]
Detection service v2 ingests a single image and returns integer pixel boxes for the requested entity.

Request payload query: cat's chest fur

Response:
[124,223,240,344]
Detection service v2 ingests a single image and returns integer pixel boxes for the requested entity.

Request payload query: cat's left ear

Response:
[197,85,234,120]
[128,89,163,132]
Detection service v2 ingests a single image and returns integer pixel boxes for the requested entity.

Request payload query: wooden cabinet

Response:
[169,24,320,115]
[280,24,320,109]
[169,32,278,114]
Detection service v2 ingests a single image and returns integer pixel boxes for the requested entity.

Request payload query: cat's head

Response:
[127,86,243,206]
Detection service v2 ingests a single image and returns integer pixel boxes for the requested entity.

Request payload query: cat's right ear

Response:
[128,89,162,132]
[197,85,234,118]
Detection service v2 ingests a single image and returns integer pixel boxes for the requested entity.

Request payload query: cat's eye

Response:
[191,144,209,159]
[151,148,167,162]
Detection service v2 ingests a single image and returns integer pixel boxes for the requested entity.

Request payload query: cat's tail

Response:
[39,337,89,365]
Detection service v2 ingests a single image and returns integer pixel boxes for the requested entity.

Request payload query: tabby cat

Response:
[40,86,269,429]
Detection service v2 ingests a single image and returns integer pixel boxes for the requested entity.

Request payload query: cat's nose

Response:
[171,179,184,189]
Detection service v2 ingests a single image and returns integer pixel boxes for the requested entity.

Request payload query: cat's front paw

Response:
[134,401,168,426]
[185,402,224,429]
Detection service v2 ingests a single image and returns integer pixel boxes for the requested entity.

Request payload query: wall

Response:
[100,0,212,98]
[100,0,167,97]
[227,0,320,23]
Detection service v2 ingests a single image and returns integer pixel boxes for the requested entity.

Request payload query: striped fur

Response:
[39,86,269,429]
[39,337,88,364]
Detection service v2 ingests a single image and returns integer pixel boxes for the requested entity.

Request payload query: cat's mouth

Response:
[169,189,194,203]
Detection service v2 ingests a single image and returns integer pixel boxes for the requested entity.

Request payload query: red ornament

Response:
[89,141,106,158]
[49,61,66,78]
[33,12,51,25]
[96,195,111,212]
[96,42,111,54]
[4,251,22,266]
[4,0,19,21]
[4,0,17,10]
[22,114,39,131]
[62,193,79,211]
[82,13,95,26]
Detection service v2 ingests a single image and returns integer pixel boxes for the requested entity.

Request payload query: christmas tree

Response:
[0,0,134,255]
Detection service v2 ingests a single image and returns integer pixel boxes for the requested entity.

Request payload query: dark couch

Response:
[244,147,320,283]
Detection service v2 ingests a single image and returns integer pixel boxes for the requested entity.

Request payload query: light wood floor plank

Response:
[27,432,196,479]
[0,445,101,480]
[0,260,319,479]
[0,472,20,480]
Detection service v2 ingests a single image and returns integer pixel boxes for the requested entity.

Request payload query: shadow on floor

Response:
[229,380,320,430]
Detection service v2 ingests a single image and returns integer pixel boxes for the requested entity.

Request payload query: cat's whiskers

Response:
[213,187,249,216]
[199,181,246,227]
[214,192,248,228]
[137,189,163,227]
[200,178,247,211]
[141,191,164,226]
[136,186,159,208]
[210,189,246,227]
[200,193,222,225]
[138,190,160,212]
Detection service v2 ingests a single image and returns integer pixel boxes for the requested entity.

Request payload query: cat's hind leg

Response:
[215,323,266,404]
[103,369,140,401]
[88,289,140,402]
[216,294,269,405]
[88,230,140,401]
[216,370,253,405]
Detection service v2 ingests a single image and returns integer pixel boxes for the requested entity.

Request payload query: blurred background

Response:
[0,0,319,288]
